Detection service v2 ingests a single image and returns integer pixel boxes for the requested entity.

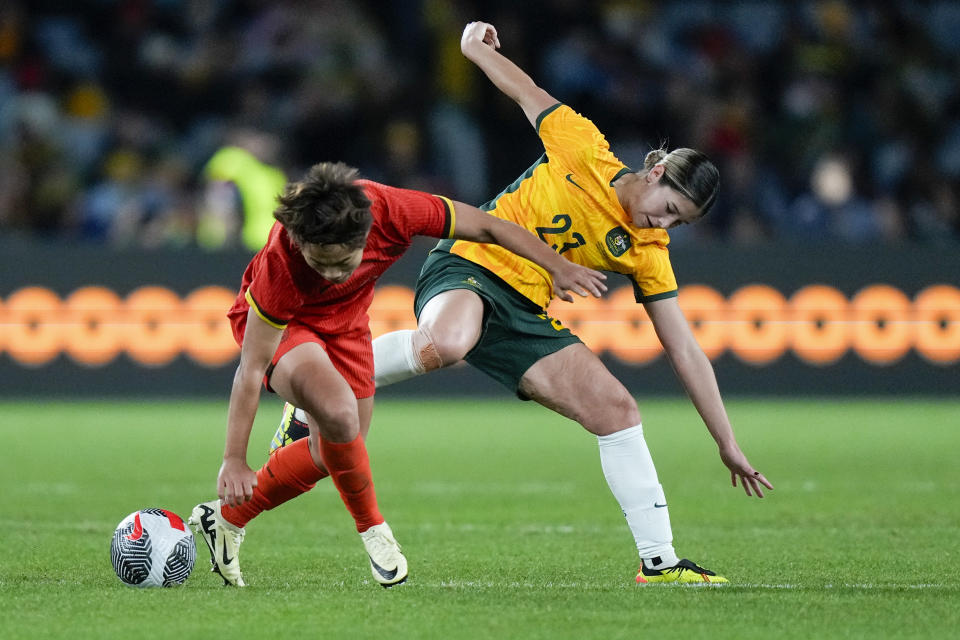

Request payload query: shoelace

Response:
[666,563,709,577]
[645,560,710,576]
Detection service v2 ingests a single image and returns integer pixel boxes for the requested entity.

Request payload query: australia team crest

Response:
[605,227,631,257]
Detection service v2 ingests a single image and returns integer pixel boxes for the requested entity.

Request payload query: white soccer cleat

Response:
[187,500,247,587]
[359,522,408,587]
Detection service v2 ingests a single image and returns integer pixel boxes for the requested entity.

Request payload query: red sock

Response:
[319,434,384,532]
[220,438,329,528]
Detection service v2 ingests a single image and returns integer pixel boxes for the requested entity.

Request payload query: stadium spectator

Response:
[199,130,287,251]
[0,1,958,246]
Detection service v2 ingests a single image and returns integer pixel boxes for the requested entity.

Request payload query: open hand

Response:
[719,443,774,498]
[552,261,607,303]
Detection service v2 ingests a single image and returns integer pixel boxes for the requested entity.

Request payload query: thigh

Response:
[269,341,357,430]
[463,299,580,395]
[519,343,640,435]
[270,323,375,398]
[414,251,488,358]
[322,326,376,398]
[417,289,484,360]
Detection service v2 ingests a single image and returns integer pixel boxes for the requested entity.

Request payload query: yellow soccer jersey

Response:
[438,103,677,309]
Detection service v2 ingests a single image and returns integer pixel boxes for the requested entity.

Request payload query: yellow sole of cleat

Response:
[636,573,729,585]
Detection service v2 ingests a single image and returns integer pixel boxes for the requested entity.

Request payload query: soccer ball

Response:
[111,508,196,588]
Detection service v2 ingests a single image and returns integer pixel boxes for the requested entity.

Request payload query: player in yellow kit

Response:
[275,21,773,584]
[442,105,681,313]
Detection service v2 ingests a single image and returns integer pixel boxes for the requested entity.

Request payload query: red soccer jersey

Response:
[227,180,455,337]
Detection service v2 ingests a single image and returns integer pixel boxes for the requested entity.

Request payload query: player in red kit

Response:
[189,161,607,587]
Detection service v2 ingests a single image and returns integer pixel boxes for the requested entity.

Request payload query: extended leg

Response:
[520,344,727,583]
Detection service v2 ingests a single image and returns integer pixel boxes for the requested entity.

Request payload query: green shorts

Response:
[414,250,581,396]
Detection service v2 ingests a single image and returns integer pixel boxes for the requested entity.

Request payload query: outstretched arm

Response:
[460,21,558,127]
[218,309,283,506]
[452,200,607,302]
[645,297,774,498]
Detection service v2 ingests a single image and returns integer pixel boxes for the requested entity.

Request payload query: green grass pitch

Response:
[1,397,957,639]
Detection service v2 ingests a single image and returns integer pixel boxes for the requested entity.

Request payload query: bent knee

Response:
[580,390,640,435]
[305,403,359,442]
[415,326,471,369]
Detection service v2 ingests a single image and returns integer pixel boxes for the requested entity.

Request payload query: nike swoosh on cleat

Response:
[565,173,586,192]
[221,544,234,565]
[369,556,398,581]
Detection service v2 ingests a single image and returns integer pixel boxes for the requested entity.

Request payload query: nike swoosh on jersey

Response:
[565,173,586,192]
[654,503,668,508]
[368,555,398,581]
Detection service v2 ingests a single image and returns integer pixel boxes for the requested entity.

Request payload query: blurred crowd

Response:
[1,0,959,250]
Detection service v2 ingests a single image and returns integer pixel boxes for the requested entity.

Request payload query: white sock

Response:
[373,329,426,388]
[597,424,679,568]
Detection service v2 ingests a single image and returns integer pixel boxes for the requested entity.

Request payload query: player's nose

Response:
[661,214,681,230]
[322,270,347,282]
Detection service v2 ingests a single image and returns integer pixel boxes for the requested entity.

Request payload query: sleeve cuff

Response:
[435,195,456,238]
[245,289,288,329]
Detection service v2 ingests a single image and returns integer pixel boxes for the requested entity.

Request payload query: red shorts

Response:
[230,312,375,399]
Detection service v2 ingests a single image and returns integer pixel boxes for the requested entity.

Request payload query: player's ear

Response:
[646,164,665,183]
